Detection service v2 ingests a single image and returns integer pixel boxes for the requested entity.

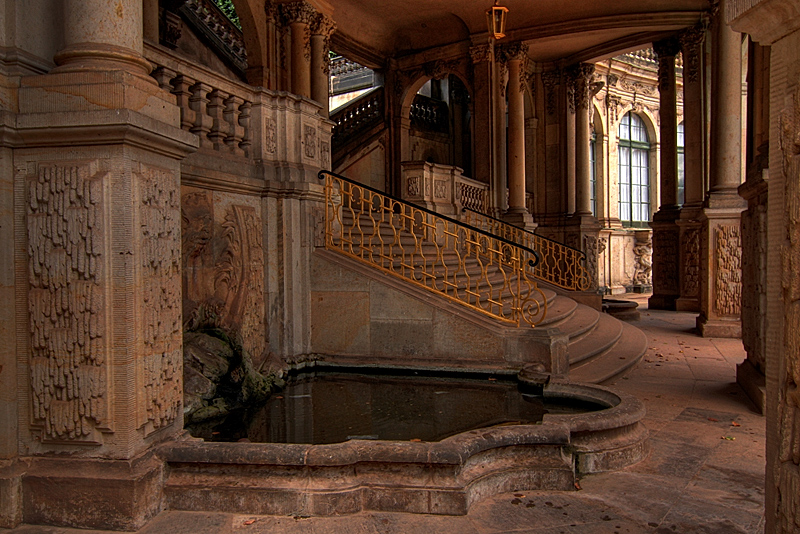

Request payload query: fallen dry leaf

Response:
[243,519,256,525]
[731,421,741,427]
[708,418,719,422]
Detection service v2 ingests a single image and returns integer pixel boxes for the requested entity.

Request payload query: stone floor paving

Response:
[4,297,766,534]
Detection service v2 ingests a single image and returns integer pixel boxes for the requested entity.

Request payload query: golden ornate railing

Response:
[320,171,548,327]
[462,209,591,291]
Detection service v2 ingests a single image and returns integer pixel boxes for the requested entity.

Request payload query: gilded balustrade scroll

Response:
[27,162,111,443]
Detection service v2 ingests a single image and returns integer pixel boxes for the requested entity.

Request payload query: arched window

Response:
[618,112,650,227]
[677,122,685,206]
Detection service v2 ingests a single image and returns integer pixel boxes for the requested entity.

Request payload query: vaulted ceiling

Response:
[323,0,711,66]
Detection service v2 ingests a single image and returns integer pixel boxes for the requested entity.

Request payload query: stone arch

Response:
[591,101,606,219]
[398,67,474,176]
[230,0,275,88]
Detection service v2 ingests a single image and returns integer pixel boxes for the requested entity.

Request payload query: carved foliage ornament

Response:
[304,124,317,159]
[680,25,706,84]
[682,227,700,297]
[541,70,560,116]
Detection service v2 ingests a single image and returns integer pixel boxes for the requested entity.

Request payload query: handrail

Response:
[319,170,547,327]
[462,208,591,292]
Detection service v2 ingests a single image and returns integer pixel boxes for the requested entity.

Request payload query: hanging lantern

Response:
[486,0,509,40]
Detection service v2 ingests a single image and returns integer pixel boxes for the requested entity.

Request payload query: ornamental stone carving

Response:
[137,165,182,434]
[304,124,317,159]
[653,37,682,92]
[633,233,653,286]
[680,24,706,84]
[27,162,111,443]
[714,225,742,316]
[542,70,560,115]
[652,228,679,293]
[182,192,267,365]
[682,227,701,297]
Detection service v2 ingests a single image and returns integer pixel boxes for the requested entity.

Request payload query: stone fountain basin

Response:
[159,380,648,517]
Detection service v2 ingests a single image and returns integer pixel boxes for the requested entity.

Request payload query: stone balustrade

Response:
[147,46,253,158]
[401,161,488,217]
[331,86,384,145]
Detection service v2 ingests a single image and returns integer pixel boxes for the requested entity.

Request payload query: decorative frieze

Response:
[27,162,111,443]
[303,124,317,159]
[632,232,653,287]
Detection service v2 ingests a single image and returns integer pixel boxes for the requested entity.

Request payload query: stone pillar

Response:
[7,0,197,528]
[573,63,596,217]
[676,25,708,312]
[696,2,746,337]
[736,40,770,413]
[728,0,800,528]
[311,14,336,118]
[492,47,508,216]
[565,64,601,296]
[282,1,316,99]
[502,43,536,230]
[470,41,497,204]
[648,38,682,310]
[565,80,577,217]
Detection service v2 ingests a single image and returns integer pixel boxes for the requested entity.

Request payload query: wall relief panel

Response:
[137,165,183,435]
[713,224,742,316]
[182,190,267,366]
[27,162,111,444]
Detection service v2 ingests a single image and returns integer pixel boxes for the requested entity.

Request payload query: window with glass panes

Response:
[677,122,685,206]
[618,113,650,226]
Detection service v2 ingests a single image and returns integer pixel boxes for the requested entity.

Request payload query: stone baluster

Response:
[239,101,252,157]
[207,88,228,151]
[172,75,197,132]
[189,82,214,148]
[224,95,246,156]
[151,66,177,91]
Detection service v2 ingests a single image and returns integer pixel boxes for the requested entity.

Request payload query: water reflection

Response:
[194,370,605,444]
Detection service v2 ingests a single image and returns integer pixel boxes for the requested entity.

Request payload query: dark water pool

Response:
[192,368,607,444]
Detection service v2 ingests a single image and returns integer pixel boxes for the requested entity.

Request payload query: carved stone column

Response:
[282,1,316,99]
[676,25,708,312]
[696,2,746,337]
[572,63,596,217]
[311,14,336,118]
[8,0,197,529]
[564,63,601,297]
[470,40,497,207]
[648,38,683,310]
[501,43,536,230]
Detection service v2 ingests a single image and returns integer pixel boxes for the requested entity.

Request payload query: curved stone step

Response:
[544,300,599,341]
[568,321,648,384]
[567,312,624,366]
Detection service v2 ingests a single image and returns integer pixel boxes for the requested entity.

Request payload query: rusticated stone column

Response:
[648,37,683,310]
[696,1,746,338]
[501,43,536,230]
[676,24,708,313]
[282,1,316,99]
[311,13,336,117]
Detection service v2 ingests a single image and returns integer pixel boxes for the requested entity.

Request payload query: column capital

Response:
[469,43,494,64]
[281,1,317,26]
[567,63,596,111]
[653,36,682,59]
[312,13,337,37]
[680,24,707,83]
[496,42,529,63]
[654,38,680,93]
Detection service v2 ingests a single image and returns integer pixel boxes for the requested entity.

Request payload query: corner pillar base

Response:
[22,453,164,531]
[736,358,766,414]
[696,313,742,338]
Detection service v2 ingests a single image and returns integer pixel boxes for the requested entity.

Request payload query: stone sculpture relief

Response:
[682,228,700,297]
[632,234,653,286]
[27,163,110,443]
[652,229,679,293]
[181,191,267,367]
[713,224,742,316]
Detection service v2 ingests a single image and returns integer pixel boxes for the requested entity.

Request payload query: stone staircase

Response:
[329,210,646,384]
